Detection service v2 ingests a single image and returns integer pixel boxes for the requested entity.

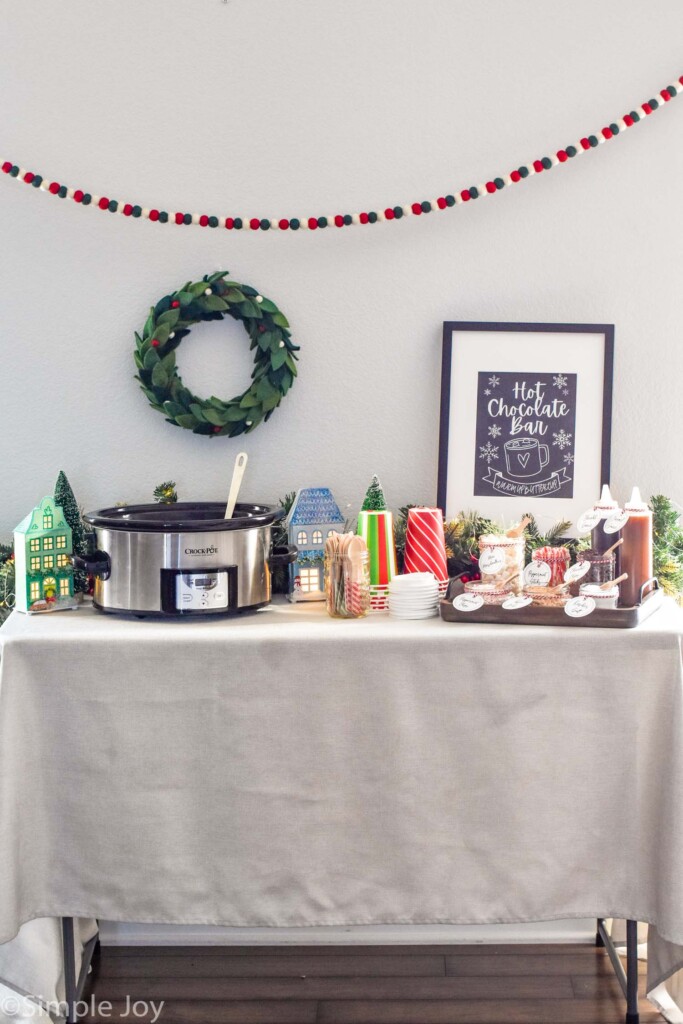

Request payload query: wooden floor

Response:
[82,943,666,1023]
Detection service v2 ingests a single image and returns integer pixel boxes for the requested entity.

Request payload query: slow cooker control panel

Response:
[160,566,238,614]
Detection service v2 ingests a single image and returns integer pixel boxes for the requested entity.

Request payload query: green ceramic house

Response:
[14,496,74,612]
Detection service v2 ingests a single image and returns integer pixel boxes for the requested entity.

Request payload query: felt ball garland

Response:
[2,74,681,233]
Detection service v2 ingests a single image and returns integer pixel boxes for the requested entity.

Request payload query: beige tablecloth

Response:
[1,599,682,1019]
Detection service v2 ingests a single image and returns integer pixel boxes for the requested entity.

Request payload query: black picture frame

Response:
[437,321,614,525]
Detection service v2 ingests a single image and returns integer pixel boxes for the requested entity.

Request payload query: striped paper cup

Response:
[404,507,449,589]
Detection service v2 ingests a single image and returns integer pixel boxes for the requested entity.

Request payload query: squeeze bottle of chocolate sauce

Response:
[619,487,653,607]
[591,484,619,554]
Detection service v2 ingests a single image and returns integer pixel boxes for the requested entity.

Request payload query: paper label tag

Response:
[603,509,629,534]
[502,594,534,610]
[524,561,551,587]
[564,595,596,618]
[577,509,601,534]
[453,593,485,612]
[479,547,506,575]
[564,560,591,584]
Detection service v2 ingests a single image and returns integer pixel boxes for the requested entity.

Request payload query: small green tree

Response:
[54,470,88,593]
[153,481,178,504]
[361,475,387,511]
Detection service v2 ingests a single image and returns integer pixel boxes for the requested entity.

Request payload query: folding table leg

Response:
[625,919,640,1024]
[61,917,77,1024]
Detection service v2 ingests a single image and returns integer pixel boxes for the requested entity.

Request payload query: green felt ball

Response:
[32,175,43,187]
[649,98,659,109]
[609,123,619,134]
[343,213,352,225]
[566,145,577,158]
[630,110,640,122]
[519,166,529,178]
[260,218,271,230]
[108,199,118,212]
[132,205,142,218]
[9,166,19,176]
[541,157,552,170]
[445,194,455,206]
[208,215,218,228]
[82,193,92,205]
[393,206,403,218]
[667,85,677,98]
[289,217,299,230]
[317,216,327,228]
[159,211,168,223]
[58,186,67,198]
[494,177,505,189]
[368,211,377,223]
[421,200,431,212]
[588,135,598,147]
[182,212,191,224]
[468,186,478,199]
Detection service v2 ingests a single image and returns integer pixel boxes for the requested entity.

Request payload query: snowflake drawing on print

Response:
[479,442,499,464]
[488,375,501,388]
[488,424,502,438]
[562,388,569,396]
[563,453,575,465]
[553,374,568,389]
[552,429,573,451]
[484,388,491,396]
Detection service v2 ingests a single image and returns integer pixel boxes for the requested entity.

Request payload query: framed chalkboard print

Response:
[437,322,614,531]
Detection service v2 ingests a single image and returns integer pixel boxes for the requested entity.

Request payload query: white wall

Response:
[1,0,682,534]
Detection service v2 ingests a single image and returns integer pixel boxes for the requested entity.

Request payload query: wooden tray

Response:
[440,578,663,629]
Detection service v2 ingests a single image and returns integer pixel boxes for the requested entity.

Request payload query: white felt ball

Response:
[91,195,100,204]
[192,214,200,225]
[270,220,278,229]
[504,174,513,186]
[617,118,627,131]
[142,208,150,218]
[454,193,463,204]
[377,211,385,222]
[402,205,412,216]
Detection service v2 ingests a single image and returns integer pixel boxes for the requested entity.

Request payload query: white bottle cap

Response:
[625,486,648,512]
[595,483,618,512]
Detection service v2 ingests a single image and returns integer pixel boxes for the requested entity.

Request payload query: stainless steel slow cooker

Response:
[75,502,296,617]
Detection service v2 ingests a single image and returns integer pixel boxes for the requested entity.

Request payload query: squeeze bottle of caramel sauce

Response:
[619,487,653,607]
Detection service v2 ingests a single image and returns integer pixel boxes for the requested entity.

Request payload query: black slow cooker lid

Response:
[84,502,284,533]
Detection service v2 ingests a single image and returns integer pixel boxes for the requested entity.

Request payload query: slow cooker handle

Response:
[72,550,112,581]
[270,544,298,567]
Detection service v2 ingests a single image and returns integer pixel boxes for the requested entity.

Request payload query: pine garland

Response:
[153,481,178,504]
[523,512,581,564]
[651,494,683,602]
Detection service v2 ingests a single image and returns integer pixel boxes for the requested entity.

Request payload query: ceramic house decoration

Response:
[286,487,345,602]
[13,496,78,613]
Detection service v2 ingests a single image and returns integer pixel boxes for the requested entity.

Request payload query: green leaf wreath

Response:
[134,271,299,437]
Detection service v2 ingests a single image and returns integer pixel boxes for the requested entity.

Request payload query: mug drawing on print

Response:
[504,437,549,478]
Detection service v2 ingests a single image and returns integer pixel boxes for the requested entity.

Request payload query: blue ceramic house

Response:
[286,487,345,601]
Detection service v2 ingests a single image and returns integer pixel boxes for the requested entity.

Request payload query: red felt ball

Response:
[437,196,447,209]
[149,209,160,221]
[580,137,591,150]
[679,76,683,86]
[175,212,184,225]
[601,127,612,139]
[2,161,12,173]
[24,171,35,183]
[171,299,180,308]
[461,575,470,584]
[359,212,369,224]
[623,114,634,127]
[151,339,160,348]
[661,89,671,102]
[225,217,234,229]
[308,217,318,229]
[384,207,395,220]
[642,102,652,115]
[533,159,544,173]
[485,181,496,194]
[198,214,209,227]
[49,181,60,194]
[123,203,133,216]
[98,197,109,210]
[411,202,422,215]
[278,218,289,230]
[334,214,344,227]
[73,189,84,202]
[557,149,568,162]
[460,189,471,202]
[249,217,260,230]
[510,169,521,183]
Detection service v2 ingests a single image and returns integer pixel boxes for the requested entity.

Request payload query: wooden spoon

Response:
[223,452,248,520]
[601,572,628,590]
